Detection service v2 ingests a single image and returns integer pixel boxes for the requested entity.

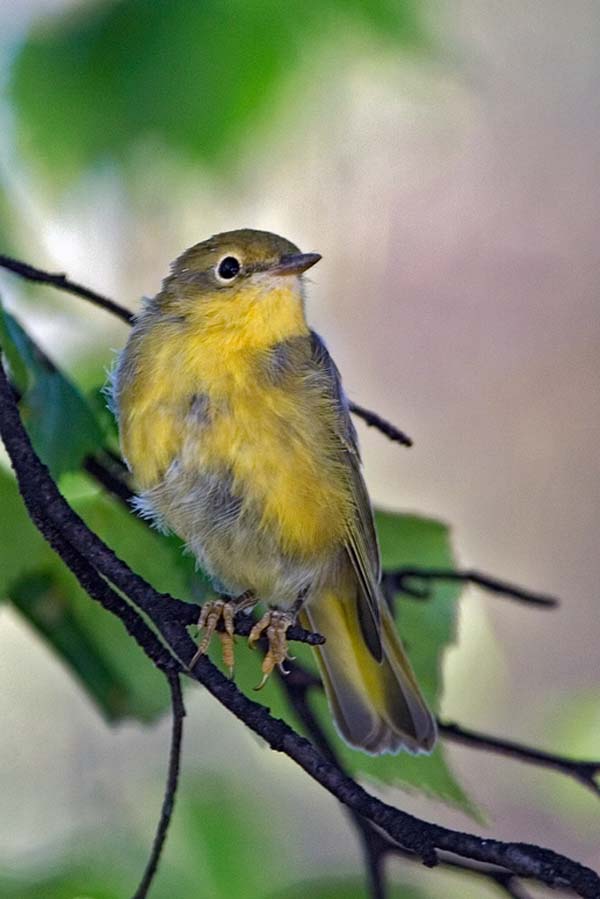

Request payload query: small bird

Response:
[112,229,436,754]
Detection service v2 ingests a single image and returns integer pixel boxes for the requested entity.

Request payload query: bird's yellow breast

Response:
[118,284,353,558]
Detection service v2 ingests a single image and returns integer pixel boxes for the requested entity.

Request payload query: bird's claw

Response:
[189,592,254,675]
[248,609,295,690]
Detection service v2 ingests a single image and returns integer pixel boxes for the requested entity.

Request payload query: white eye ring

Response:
[215,255,242,283]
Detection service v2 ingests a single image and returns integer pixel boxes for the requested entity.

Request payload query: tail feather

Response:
[302,582,436,755]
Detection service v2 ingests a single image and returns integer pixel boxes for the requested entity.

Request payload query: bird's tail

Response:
[301,576,436,755]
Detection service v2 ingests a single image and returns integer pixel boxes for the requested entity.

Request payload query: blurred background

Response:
[0,1,599,897]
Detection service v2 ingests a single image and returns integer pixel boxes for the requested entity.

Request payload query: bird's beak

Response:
[270,252,322,276]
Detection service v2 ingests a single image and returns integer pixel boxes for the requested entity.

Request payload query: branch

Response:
[281,665,390,899]
[132,672,186,899]
[439,721,600,798]
[493,872,538,899]
[348,401,412,447]
[2,360,599,895]
[83,454,135,505]
[281,666,550,899]
[0,253,133,324]
[431,854,540,899]
[383,567,559,608]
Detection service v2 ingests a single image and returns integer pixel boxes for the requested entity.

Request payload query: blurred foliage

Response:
[0,303,104,478]
[538,692,600,826]
[0,468,173,721]
[0,182,17,256]
[0,776,433,897]
[9,0,425,184]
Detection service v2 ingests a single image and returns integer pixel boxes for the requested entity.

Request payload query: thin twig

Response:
[285,657,600,805]
[282,666,389,899]
[84,454,134,505]
[493,872,538,899]
[439,721,600,798]
[2,359,600,896]
[428,854,541,898]
[132,672,186,899]
[384,567,559,608]
[348,401,413,447]
[0,253,133,324]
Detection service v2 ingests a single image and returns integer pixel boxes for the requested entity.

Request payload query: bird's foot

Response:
[248,609,296,690]
[189,591,255,675]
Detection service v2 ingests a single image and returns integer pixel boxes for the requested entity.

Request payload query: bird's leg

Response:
[249,592,308,690]
[189,590,255,675]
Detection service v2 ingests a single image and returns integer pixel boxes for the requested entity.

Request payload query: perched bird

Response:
[112,229,436,754]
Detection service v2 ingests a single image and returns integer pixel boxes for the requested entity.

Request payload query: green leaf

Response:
[0,464,203,722]
[375,511,458,712]
[0,875,122,899]
[231,512,475,815]
[0,483,172,721]
[10,0,425,183]
[9,570,136,719]
[0,304,104,478]
[0,468,49,598]
[172,776,280,899]
[25,487,208,722]
[0,304,28,390]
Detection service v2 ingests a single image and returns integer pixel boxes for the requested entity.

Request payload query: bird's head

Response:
[154,229,321,344]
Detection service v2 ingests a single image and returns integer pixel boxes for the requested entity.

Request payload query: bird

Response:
[111,229,436,754]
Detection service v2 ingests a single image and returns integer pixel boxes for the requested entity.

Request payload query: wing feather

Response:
[308,331,383,660]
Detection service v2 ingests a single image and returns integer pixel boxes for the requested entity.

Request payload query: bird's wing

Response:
[308,331,383,661]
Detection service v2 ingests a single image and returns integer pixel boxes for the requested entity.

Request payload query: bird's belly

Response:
[143,462,336,606]
[187,392,351,553]
[142,393,351,603]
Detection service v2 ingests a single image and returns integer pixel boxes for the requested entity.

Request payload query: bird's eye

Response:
[216,256,241,281]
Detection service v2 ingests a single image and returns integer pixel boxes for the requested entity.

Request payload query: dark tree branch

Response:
[84,454,135,505]
[1,350,599,895]
[384,567,559,608]
[0,253,134,324]
[439,721,600,798]
[348,401,413,447]
[426,853,542,898]
[132,672,186,899]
